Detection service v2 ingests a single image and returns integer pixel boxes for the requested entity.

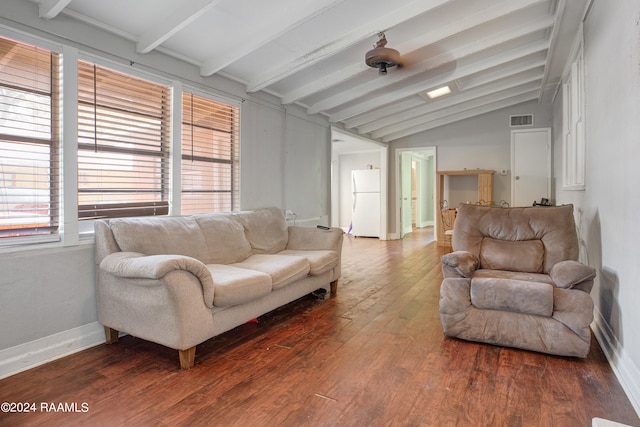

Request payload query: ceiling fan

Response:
[365,32,402,75]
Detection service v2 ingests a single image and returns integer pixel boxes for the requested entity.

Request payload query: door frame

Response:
[330,127,388,239]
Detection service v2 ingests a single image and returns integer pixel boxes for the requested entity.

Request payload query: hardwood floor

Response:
[1,228,638,427]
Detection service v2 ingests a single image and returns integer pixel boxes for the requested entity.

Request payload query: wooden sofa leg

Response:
[104,327,119,344]
[179,347,196,370]
[330,279,339,295]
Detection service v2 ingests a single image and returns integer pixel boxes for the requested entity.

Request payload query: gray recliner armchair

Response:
[439,204,596,357]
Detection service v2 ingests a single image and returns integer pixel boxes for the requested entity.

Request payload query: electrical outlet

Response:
[499,169,508,176]
[285,209,295,219]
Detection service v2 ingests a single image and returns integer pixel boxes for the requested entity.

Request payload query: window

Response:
[181,91,240,214]
[0,37,60,240]
[77,61,171,219]
[0,34,242,249]
[562,29,586,190]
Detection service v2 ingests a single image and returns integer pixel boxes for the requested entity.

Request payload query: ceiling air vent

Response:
[510,114,534,127]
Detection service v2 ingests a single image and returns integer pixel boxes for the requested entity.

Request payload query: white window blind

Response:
[0,36,60,239]
[77,61,172,219]
[181,92,240,214]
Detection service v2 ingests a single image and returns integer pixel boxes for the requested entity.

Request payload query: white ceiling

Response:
[30,0,588,143]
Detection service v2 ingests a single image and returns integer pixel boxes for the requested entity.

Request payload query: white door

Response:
[511,128,551,207]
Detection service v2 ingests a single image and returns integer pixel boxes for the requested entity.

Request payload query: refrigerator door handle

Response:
[352,192,357,210]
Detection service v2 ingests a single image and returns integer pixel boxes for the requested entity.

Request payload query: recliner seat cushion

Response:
[470,277,554,317]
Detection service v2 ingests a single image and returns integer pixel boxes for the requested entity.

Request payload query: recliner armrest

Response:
[549,260,596,291]
[441,251,479,278]
[100,252,214,308]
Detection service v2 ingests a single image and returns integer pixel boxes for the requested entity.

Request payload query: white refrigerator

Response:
[351,169,381,237]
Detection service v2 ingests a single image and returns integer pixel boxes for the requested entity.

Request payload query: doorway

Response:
[330,127,388,239]
[396,148,436,239]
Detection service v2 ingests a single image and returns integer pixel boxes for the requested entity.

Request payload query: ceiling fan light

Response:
[365,33,401,74]
[426,86,452,99]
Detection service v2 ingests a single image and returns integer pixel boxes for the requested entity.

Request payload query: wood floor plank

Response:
[0,227,638,427]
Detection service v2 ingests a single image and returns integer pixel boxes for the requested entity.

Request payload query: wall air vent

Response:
[510,114,534,127]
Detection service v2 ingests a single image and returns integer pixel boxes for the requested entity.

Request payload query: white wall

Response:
[554,0,640,412]
[283,112,331,225]
[0,2,330,377]
[389,100,553,234]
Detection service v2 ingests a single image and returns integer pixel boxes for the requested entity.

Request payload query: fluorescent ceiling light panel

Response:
[426,86,451,99]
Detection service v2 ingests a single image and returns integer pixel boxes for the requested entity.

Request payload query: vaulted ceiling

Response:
[29,0,587,142]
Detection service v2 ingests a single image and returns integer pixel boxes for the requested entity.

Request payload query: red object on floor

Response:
[247,318,258,323]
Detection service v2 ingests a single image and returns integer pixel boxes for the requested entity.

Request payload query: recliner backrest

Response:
[452,204,579,274]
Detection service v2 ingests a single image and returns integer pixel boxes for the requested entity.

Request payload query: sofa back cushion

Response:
[235,207,288,254]
[110,216,209,260]
[194,213,252,264]
[107,207,288,261]
[452,204,579,273]
[479,237,544,273]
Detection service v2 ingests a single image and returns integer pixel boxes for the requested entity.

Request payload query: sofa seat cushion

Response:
[207,264,272,308]
[232,254,310,289]
[470,277,554,317]
[278,250,339,276]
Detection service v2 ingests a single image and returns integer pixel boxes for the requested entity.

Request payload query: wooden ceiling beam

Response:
[136,0,224,54]
[329,38,550,122]
[38,0,72,20]
[199,0,346,76]
[381,91,539,142]
[283,0,547,105]
[245,0,455,93]
[357,67,544,134]
[307,14,554,115]
[372,82,542,139]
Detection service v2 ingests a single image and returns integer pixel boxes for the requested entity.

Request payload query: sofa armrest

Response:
[286,226,344,252]
[100,252,214,308]
[441,251,480,278]
[549,260,596,291]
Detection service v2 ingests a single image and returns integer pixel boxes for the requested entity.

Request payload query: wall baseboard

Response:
[592,309,640,417]
[0,322,105,380]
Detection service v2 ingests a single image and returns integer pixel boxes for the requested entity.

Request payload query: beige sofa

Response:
[94,207,343,369]
[439,204,596,357]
